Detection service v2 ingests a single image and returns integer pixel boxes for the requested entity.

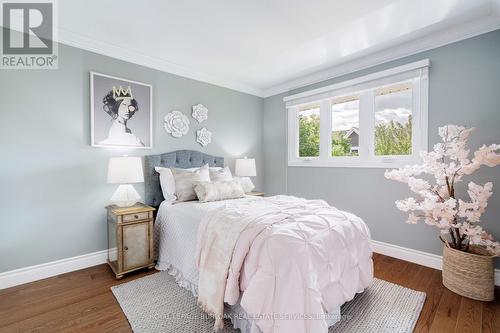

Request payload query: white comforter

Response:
[195,195,373,333]
[154,195,373,333]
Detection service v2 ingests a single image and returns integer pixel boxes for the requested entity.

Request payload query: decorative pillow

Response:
[171,164,210,202]
[194,180,245,203]
[234,176,255,193]
[155,167,177,202]
[209,166,233,182]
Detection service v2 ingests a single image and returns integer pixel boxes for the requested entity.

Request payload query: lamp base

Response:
[111,184,141,207]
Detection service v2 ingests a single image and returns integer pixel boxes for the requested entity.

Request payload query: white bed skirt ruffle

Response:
[156,261,262,333]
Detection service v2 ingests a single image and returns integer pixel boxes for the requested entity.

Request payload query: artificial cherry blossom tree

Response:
[385,125,500,255]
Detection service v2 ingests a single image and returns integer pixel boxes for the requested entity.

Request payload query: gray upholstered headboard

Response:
[144,150,224,208]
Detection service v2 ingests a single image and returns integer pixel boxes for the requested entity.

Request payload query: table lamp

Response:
[107,156,144,207]
[235,157,256,177]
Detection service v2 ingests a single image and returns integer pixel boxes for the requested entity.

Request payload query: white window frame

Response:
[286,59,429,168]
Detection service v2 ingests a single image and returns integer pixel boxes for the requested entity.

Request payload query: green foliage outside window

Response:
[374,116,412,155]
[299,114,356,157]
[298,114,320,157]
[331,132,355,156]
[298,113,412,157]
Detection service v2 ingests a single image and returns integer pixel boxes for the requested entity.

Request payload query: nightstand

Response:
[106,203,156,279]
[247,191,265,197]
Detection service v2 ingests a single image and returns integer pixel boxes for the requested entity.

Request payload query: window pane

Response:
[374,83,412,156]
[298,105,320,157]
[331,98,359,156]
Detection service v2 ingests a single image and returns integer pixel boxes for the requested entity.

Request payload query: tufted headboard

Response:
[144,150,224,208]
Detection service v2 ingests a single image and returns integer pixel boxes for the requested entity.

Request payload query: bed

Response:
[145,150,373,333]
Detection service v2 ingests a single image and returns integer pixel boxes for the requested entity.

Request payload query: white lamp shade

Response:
[235,157,256,177]
[107,157,144,184]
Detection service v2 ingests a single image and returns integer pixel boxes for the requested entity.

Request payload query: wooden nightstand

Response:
[106,203,156,279]
[247,191,265,197]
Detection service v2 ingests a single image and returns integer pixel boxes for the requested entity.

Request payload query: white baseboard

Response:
[0,250,108,290]
[371,239,500,286]
[1,241,498,290]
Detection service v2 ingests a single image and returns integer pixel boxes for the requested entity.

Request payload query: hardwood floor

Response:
[0,254,498,333]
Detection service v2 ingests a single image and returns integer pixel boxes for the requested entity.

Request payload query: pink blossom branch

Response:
[385,124,500,255]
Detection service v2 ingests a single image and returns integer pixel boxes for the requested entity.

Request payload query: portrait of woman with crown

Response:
[99,86,143,146]
[90,72,152,148]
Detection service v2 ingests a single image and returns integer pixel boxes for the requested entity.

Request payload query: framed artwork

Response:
[90,72,153,149]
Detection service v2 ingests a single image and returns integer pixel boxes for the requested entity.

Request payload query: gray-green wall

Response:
[0,38,264,273]
[263,29,500,267]
[2,29,499,274]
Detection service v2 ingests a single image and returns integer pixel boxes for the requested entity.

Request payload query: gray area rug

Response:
[111,272,426,333]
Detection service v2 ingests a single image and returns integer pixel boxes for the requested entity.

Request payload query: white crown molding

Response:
[371,240,500,286]
[283,59,430,103]
[55,11,500,99]
[0,249,108,290]
[262,14,500,98]
[3,7,499,98]
[57,28,264,97]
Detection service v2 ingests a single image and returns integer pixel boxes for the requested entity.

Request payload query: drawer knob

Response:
[124,246,128,251]
[134,215,139,219]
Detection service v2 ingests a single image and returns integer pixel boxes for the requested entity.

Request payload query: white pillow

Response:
[171,164,210,202]
[209,166,233,182]
[194,180,245,203]
[234,176,255,193]
[154,167,177,202]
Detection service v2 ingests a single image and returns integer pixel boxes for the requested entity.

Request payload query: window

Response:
[286,60,429,168]
[298,105,320,157]
[374,83,412,156]
[332,96,359,157]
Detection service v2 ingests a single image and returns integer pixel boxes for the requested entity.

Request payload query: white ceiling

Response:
[56,0,500,97]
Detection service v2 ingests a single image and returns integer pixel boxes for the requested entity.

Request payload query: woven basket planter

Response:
[442,243,496,301]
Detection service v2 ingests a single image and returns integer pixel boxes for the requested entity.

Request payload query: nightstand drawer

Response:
[122,212,150,222]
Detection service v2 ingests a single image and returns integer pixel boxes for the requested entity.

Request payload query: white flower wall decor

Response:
[164,110,190,138]
[192,104,208,123]
[385,124,500,255]
[196,127,212,147]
